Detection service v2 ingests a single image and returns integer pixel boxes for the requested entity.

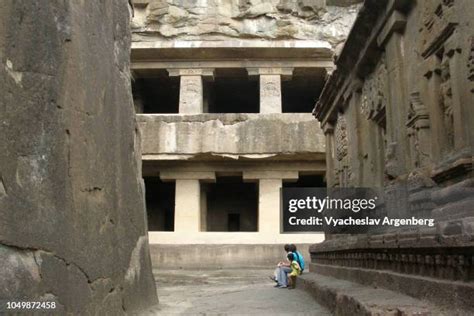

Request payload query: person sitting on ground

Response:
[271,244,292,287]
[287,252,302,289]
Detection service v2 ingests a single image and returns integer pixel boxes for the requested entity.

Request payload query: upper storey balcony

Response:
[131,45,331,162]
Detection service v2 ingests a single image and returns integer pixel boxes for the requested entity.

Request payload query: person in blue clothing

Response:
[271,244,305,288]
[288,244,305,274]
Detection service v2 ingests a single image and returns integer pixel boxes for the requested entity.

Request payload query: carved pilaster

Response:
[260,75,282,113]
[379,10,409,181]
[323,122,336,188]
[335,115,350,187]
[179,76,203,114]
[247,67,293,114]
[361,58,388,130]
[358,59,388,186]
[406,92,431,168]
[168,68,215,114]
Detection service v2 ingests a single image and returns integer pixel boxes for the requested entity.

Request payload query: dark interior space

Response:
[144,177,175,231]
[132,73,180,113]
[206,69,259,113]
[282,69,325,113]
[283,174,326,187]
[204,176,258,231]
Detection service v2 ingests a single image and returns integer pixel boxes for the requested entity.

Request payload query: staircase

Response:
[296,263,474,315]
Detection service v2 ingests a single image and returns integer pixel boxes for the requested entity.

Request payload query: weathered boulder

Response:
[0,0,157,314]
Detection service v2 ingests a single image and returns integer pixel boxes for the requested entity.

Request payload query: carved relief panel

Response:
[406,92,431,168]
[420,0,457,58]
[360,58,388,184]
[361,58,388,129]
[335,114,351,187]
[420,0,465,161]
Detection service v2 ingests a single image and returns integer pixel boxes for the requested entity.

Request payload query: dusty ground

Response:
[139,269,331,315]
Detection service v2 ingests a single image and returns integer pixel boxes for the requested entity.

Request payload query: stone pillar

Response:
[243,171,298,234]
[322,122,336,187]
[179,76,203,114]
[247,67,293,114]
[174,179,201,232]
[422,57,445,162]
[258,179,282,234]
[260,75,282,113]
[160,171,215,232]
[377,10,409,179]
[168,68,214,114]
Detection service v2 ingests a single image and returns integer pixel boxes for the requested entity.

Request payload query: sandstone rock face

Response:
[132,0,361,48]
[0,0,157,313]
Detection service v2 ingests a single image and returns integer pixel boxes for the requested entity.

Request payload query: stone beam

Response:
[242,170,299,181]
[159,171,216,181]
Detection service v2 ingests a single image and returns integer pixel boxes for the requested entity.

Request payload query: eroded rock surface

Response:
[132,0,361,48]
[0,0,157,313]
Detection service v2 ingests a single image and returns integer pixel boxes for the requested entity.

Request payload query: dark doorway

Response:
[227,213,241,232]
[203,176,258,231]
[144,177,175,231]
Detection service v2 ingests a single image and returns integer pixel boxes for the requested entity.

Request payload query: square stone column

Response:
[244,171,298,234]
[174,179,201,232]
[179,76,203,114]
[168,68,214,114]
[247,68,293,114]
[160,171,215,232]
[260,75,282,113]
[258,179,283,234]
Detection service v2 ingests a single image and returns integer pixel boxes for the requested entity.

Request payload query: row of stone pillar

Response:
[159,170,299,234]
[167,67,294,114]
[173,178,282,234]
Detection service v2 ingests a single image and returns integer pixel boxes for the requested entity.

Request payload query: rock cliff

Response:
[132,0,361,48]
[0,0,158,313]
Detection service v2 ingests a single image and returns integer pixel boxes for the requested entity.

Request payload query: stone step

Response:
[307,263,474,313]
[296,272,449,316]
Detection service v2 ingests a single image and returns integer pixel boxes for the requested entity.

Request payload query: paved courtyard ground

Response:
[139,269,330,315]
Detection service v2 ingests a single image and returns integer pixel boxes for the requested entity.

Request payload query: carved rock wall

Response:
[312,2,474,306]
[316,0,474,230]
[0,0,157,313]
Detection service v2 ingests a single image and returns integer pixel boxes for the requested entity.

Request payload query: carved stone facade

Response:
[130,0,360,268]
[313,0,474,312]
